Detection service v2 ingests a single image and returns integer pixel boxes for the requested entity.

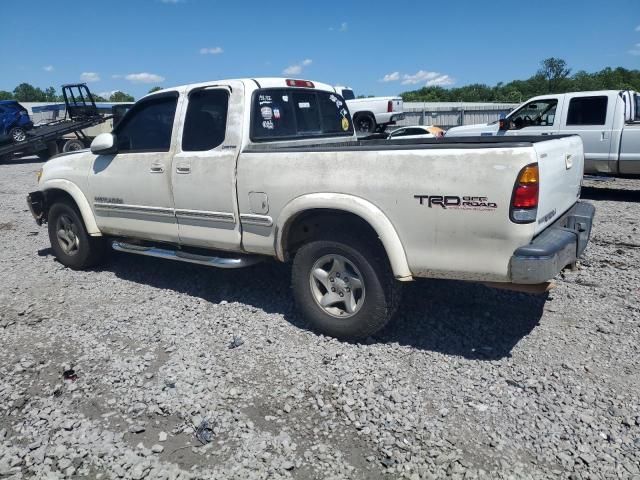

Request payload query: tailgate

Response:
[533,135,584,234]
[391,98,403,112]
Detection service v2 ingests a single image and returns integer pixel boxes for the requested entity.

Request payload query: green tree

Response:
[0,91,13,100]
[148,86,163,93]
[44,86,57,102]
[92,94,108,102]
[109,91,135,102]
[400,60,640,103]
[13,83,47,102]
[537,57,571,92]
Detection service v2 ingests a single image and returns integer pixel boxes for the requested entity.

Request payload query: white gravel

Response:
[0,159,639,479]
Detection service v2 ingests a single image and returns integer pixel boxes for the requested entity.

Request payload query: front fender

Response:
[275,193,413,281]
[41,179,101,236]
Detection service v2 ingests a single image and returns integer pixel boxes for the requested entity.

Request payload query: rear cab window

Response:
[566,96,608,126]
[251,88,354,141]
[341,89,355,100]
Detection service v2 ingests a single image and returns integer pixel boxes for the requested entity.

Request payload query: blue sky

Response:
[1,0,638,100]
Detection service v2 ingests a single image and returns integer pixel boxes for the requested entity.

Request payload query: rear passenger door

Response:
[171,83,243,250]
[560,94,612,164]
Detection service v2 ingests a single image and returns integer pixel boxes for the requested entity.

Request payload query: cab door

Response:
[171,83,243,250]
[504,97,562,136]
[88,91,181,242]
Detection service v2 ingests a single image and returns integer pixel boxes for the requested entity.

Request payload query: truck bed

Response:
[245,135,578,152]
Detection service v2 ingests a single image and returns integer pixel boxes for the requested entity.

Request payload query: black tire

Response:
[292,234,401,340]
[62,139,85,152]
[47,201,105,269]
[355,114,376,134]
[9,127,27,143]
[37,141,59,161]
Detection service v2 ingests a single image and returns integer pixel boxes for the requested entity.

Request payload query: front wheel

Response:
[47,201,105,269]
[9,127,27,143]
[292,235,401,340]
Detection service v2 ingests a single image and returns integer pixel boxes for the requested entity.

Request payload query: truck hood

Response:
[41,149,95,185]
[445,123,492,136]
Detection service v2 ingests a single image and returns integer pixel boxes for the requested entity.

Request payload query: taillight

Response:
[286,79,315,88]
[387,100,393,113]
[510,164,539,223]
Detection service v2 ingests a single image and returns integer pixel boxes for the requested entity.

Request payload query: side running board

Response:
[112,241,262,269]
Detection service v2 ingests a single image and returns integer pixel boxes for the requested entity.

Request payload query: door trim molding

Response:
[93,202,174,217]
[240,214,273,227]
[175,209,235,223]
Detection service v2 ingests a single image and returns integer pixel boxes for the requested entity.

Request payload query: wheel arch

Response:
[353,110,375,121]
[41,179,101,236]
[276,193,413,281]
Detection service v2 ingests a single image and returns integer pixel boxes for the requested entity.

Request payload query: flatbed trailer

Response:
[0,83,112,162]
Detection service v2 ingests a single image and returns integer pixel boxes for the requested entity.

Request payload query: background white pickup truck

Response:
[335,86,404,133]
[28,78,594,340]
[447,90,640,175]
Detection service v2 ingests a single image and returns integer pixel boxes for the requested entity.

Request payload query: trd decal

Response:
[414,195,498,210]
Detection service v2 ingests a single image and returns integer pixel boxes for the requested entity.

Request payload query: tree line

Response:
[400,58,640,103]
[0,84,164,103]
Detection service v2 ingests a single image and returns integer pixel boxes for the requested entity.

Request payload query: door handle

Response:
[149,163,164,173]
[176,165,191,174]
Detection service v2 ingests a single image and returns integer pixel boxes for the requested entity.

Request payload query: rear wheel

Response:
[47,201,105,269]
[62,139,85,152]
[355,114,376,134]
[292,234,401,340]
[9,127,27,143]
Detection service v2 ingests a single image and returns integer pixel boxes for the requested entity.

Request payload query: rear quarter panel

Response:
[619,123,640,174]
[237,146,538,282]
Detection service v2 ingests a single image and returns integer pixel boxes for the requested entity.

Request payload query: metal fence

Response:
[396,102,519,129]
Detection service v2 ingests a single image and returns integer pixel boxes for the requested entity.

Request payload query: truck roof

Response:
[529,89,632,100]
[145,78,337,99]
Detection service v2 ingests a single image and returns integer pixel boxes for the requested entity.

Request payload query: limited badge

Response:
[341,117,349,131]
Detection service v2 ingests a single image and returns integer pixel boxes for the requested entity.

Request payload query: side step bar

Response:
[112,241,262,269]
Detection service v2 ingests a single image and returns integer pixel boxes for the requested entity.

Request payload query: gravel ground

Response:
[0,158,639,479]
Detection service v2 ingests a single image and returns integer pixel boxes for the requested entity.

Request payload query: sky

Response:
[0,0,638,100]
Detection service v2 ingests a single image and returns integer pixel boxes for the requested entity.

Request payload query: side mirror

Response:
[90,133,117,154]
[498,118,510,131]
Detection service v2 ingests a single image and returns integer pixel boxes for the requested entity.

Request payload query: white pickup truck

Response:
[447,90,640,175]
[28,77,594,340]
[334,86,404,133]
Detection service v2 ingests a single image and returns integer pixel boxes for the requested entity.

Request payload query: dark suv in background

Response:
[0,100,33,143]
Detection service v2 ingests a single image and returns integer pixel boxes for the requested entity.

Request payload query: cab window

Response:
[114,93,178,152]
[509,99,558,129]
[251,88,353,141]
[182,89,229,151]
[566,96,608,126]
[341,89,355,100]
